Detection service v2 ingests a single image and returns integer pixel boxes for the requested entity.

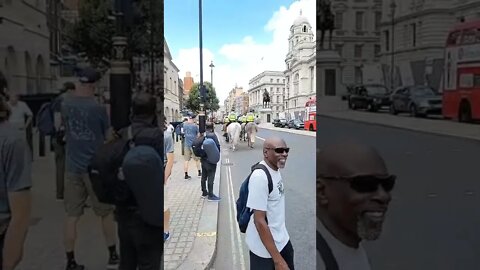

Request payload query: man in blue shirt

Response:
[182,116,201,179]
[61,67,118,270]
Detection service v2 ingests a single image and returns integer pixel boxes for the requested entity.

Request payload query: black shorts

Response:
[250,240,295,270]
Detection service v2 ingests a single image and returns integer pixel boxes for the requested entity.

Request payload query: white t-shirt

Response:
[317,218,371,270]
[9,101,32,129]
[245,160,290,258]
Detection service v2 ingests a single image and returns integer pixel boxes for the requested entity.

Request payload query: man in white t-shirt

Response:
[316,143,396,270]
[7,93,33,131]
[246,137,294,270]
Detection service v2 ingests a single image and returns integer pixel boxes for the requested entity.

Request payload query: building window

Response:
[411,23,417,47]
[375,12,382,31]
[354,45,363,58]
[303,25,307,32]
[355,12,364,31]
[335,12,343,30]
[384,30,390,51]
[270,87,273,91]
[270,78,273,83]
[277,87,280,93]
[310,67,314,92]
[355,67,363,84]
[335,44,343,57]
[277,78,280,83]
[277,96,280,103]
[375,44,381,56]
[283,79,285,83]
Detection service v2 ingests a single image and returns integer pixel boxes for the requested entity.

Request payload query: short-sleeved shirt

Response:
[62,95,109,174]
[164,130,174,164]
[183,122,199,147]
[245,160,290,258]
[0,122,32,234]
[317,218,371,270]
[8,101,32,129]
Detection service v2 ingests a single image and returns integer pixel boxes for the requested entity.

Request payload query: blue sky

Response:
[164,0,316,103]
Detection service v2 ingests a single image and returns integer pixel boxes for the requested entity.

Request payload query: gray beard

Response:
[357,214,384,241]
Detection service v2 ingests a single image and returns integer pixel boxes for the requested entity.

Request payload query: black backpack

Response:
[192,136,206,157]
[87,127,136,205]
[317,230,339,270]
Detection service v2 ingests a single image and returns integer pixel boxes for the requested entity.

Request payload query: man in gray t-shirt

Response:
[164,125,174,241]
[0,98,32,270]
[182,117,201,179]
[61,67,119,270]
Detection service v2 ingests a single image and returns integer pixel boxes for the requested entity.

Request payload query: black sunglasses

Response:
[320,175,396,193]
[266,147,290,154]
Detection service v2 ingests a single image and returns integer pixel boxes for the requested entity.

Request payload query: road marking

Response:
[196,232,217,237]
[227,164,246,270]
[256,136,265,141]
[225,158,238,267]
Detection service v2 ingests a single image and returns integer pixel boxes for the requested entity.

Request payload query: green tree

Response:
[66,0,163,69]
[186,82,220,112]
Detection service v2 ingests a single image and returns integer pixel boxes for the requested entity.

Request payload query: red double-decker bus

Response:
[443,20,480,122]
[304,96,316,131]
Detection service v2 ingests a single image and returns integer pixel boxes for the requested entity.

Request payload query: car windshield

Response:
[412,86,437,96]
[294,120,302,124]
[365,85,388,94]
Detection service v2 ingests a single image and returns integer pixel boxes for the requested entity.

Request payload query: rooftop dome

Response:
[292,10,310,26]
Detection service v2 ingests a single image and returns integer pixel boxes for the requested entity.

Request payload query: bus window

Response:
[459,73,474,88]
[474,74,480,87]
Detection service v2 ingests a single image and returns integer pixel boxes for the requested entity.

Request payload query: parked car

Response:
[348,84,391,112]
[273,119,281,127]
[287,119,304,129]
[276,118,288,128]
[389,85,442,117]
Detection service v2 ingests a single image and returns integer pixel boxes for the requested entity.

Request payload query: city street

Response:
[212,126,316,270]
[317,116,480,270]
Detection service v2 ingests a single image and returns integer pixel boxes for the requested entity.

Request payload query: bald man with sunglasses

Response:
[316,142,395,270]
[246,137,294,270]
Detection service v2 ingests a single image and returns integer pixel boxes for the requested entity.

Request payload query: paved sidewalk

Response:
[17,135,110,270]
[258,123,316,137]
[164,139,220,270]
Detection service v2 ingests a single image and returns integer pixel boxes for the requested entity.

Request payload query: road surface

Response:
[212,125,316,270]
[317,116,480,270]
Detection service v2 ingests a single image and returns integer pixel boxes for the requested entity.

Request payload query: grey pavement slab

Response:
[164,139,220,270]
[16,136,112,270]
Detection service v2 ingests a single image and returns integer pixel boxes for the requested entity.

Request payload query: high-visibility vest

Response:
[241,116,247,123]
[229,113,237,121]
[246,113,254,122]
[224,117,229,123]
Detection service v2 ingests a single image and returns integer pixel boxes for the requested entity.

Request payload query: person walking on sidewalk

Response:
[52,82,76,201]
[200,122,221,202]
[61,67,119,270]
[246,137,294,270]
[182,116,201,179]
[316,143,395,270]
[0,98,32,270]
[115,92,164,270]
[164,120,174,242]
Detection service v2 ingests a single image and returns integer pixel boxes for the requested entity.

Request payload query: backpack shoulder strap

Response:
[317,230,339,270]
[252,163,273,194]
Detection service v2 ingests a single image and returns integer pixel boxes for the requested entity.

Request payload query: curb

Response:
[258,124,316,137]
[176,139,221,270]
[317,112,480,143]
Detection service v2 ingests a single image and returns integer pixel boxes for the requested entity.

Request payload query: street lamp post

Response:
[110,0,131,131]
[198,0,206,133]
[390,0,397,91]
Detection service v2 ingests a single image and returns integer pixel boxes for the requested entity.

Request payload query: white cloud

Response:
[172,0,316,104]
